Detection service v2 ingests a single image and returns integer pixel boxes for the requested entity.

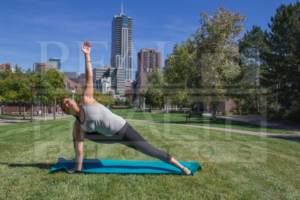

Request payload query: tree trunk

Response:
[166,95,168,113]
[284,96,288,111]
[254,85,259,113]
[212,103,217,122]
[44,105,46,121]
[23,103,25,119]
[41,104,43,118]
[54,98,56,120]
[254,53,260,113]
[19,102,21,116]
[31,102,33,123]
[180,100,183,112]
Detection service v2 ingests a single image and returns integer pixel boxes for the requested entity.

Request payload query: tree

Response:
[193,6,246,121]
[260,2,300,112]
[146,68,167,109]
[234,26,266,114]
[36,68,66,119]
[164,38,196,111]
[125,95,133,107]
[0,69,14,117]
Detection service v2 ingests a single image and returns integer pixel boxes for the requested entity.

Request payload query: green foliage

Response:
[230,25,266,114]
[165,6,246,121]
[36,68,66,106]
[164,39,194,109]
[125,95,133,107]
[94,90,115,106]
[145,68,169,108]
[260,2,300,112]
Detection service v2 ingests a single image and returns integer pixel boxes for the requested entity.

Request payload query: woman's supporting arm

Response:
[68,122,85,172]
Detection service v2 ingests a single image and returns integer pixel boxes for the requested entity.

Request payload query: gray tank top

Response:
[76,103,126,136]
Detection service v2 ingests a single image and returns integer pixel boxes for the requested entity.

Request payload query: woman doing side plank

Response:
[61,40,192,175]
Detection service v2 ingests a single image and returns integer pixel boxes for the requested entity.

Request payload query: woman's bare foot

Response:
[182,167,192,175]
[168,157,192,175]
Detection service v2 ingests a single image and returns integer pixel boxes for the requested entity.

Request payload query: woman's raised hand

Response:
[81,40,91,55]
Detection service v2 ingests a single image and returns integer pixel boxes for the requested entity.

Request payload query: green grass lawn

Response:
[0,114,32,118]
[110,109,295,135]
[0,118,299,199]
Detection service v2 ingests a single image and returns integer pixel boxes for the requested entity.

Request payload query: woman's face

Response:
[61,98,77,114]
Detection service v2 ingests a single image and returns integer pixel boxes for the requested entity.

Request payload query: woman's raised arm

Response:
[81,40,93,99]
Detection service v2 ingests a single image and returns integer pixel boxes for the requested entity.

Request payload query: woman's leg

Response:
[120,124,192,175]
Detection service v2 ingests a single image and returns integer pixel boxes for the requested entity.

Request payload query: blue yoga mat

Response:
[49,158,202,176]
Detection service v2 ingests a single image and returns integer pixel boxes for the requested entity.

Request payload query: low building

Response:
[0,63,12,71]
[134,48,162,104]
[68,78,86,86]
[93,66,125,96]
[33,63,46,72]
[64,78,82,91]
[78,73,86,79]
[46,61,58,70]
[66,72,79,79]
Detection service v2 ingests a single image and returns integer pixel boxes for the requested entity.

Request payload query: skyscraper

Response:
[134,48,162,103]
[49,58,61,70]
[110,4,133,82]
[93,66,125,96]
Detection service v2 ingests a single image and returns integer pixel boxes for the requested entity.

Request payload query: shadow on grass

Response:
[158,116,295,134]
[267,135,300,142]
[0,163,54,169]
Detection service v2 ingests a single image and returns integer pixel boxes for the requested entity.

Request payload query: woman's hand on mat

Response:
[68,166,84,173]
[81,40,91,55]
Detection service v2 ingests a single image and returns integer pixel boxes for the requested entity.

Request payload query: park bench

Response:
[186,112,202,122]
[11,112,31,115]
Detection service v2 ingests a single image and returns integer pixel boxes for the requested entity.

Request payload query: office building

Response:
[110,5,133,82]
[0,63,12,71]
[49,58,61,70]
[78,73,86,79]
[69,78,86,86]
[64,78,82,91]
[46,61,57,69]
[33,63,46,72]
[134,48,162,102]
[66,72,79,79]
[115,68,125,95]
[93,66,116,95]
[93,66,126,96]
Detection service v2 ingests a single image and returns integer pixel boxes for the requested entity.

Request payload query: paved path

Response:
[0,114,73,125]
[126,119,300,142]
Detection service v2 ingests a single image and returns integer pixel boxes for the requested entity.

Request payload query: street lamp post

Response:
[143,98,146,112]
[72,89,75,100]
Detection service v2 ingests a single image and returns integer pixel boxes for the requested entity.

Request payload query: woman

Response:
[61,40,191,175]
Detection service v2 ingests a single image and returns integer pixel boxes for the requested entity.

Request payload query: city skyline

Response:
[0,0,296,78]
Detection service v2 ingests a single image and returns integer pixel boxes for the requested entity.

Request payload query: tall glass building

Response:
[49,58,61,71]
[110,9,133,82]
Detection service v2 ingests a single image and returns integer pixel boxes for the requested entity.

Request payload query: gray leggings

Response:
[73,122,172,163]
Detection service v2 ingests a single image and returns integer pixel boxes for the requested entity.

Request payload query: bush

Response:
[284,107,300,123]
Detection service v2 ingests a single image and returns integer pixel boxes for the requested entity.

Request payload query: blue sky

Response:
[0,0,296,77]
